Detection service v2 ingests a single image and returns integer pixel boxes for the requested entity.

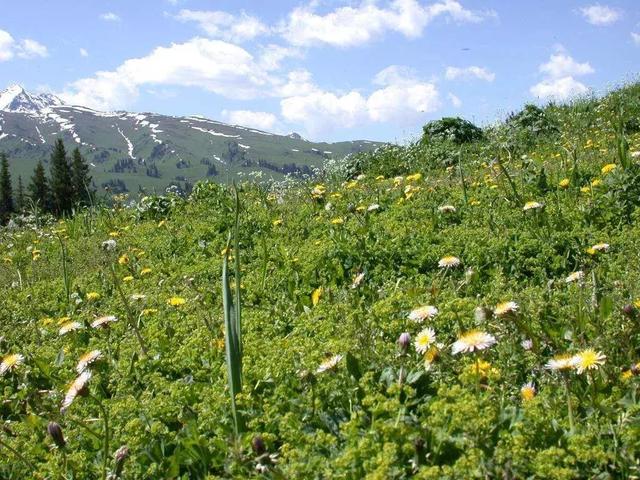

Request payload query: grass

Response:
[0,82,639,478]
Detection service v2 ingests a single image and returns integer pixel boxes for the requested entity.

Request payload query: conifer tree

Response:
[70,147,93,205]
[29,160,51,212]
[15,175,25,213]
[0,153,14,224]
[49,139,73,215]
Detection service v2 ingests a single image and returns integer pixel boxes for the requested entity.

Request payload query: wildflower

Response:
[130,294,146,301]
[76,350,102,373]
[393,176,404,186]
[523,201,544,211]
[590,242,609,252]
[520,382,536,401]
[559,178,570,188]
[545,354,574,371]
[408,305,438,323]
[61,371,92,413]
[272,219,283,226]
[345,180,359,189]
[311,184,326,198]
[109,231,119,238]
[601,163,616,175]
[406,173,422,182]
[91,315,117,328]
[102,239,117,251]
[356,205,366,213]
[0,353,24,375]
[438,205,456,213]
[580,186,591,194]
[367,203,380,212]
[565,271,584,283]
[521,339,533,350]
[316,354,342,374]
[47,422,66,449]
[494,301,518,317]
[122,275,134,282]
[350,272,365,289]
[311,287,322,306]
[398,332,411,354]
[571,349,606,374]
[113,446,130,478]
[438,256,461,268]
[32,249,41,260]
[375,175,385,181]
[157,219,167,227]
[86,292,101,301]
[423,346,440,370]
[140,267,152,276]
[331,218,344,225]
[168,297,186,306]
[452,330,496,354]
[118,254,129,265]
[590,178,602,187]
[142,308,158,316]
[59,321,83,335]
[414,327,436,354]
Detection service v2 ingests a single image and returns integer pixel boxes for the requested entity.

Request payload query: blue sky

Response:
[1,0,639,142]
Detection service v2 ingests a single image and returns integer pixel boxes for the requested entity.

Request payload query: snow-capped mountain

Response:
[0,84,63,115]
[0,85,381,192]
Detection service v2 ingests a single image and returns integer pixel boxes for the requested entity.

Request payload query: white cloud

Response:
[80,48,89,57]
[60,38,279,110]
[530,52,594,101]
[280,0,495,48]
[530,77,589,100]
[100,12,121,22]
[448,92,462,107]
[280,66,440,136]
[0,29,47,61]
[539,53,594,78]
[258,44,302,70]
[580,4,621,26]
[222,110,278,131]
[445,65,495,81]
[632,32,640,45]
[175,9,270,42]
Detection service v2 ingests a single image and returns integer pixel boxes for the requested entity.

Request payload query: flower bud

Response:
[113,445,130,477]
[397,332,411,354]
[252,435,266,456]
[47,422,66,448]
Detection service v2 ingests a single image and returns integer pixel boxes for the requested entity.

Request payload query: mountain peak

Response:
[0,84,63,114]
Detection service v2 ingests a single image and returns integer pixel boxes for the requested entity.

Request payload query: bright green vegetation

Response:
[1,82,640,479]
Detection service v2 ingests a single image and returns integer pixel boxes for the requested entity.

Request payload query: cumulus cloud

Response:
[0,29,48,61]
[174,9,270,42]
[100,12,121,22]
[280,66,440,136]
[280,0,495,48]
[59,38,279,110]
[632,32,640,45]
[580,4,621,26]
[445,65,495,81]
[222,109,279,131]
[530,52,594,101]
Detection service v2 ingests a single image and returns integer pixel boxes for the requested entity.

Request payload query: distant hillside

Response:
[0,85,382,193]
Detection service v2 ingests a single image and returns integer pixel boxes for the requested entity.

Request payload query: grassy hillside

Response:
[1,82,640,478]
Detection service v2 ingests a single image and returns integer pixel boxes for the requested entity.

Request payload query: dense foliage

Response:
[1,82,640,478]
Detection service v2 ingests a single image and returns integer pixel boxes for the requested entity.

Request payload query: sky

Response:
[0,0,639,142]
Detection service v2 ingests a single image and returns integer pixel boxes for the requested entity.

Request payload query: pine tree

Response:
[29,161,51,212]
[15,175,25,213]
[70,147,93,205]
[0,153,14,224]
[49,139,74,215]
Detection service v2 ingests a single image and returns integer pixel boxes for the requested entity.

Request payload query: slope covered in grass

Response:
[1,83,640,478]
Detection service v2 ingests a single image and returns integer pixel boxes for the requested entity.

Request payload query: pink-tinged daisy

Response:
[544,354,574,371]
[76,350,102,374]
[414,327,436,354]
[451,330,496,355]
[438,205,456,213]
[61,371,92,413]
[91,315,118,329]
[565,271,585,283]
[520,382,536,401]
[316,354,342,374]
[523,201,544,211]
[408,305,438,323]
[438,256,461,268]
[494,301,518,317]
[0,353,24,375]
[59,321,83,336]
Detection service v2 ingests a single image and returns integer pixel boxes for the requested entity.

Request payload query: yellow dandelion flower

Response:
[331,218,344,225]
[590,242,609,253]
[311,287,322,306]
[272,219,283,226]
[580,186,591,194]
[406,173,422,182]
[355,205,366,213]
[571,349,606,374]
[140,268,152,276]
[109,231,120,238]
[520,382,536,401]
[590,178,602,187]
[157,220,167,227]
[423,346,439,371]
[523,201,544,211]
[122,275,134,282]
[86,292,101,301]
[559,178,570,188]
[375,175,385,181]
[168,297,186,306]
[601,163,616,175]
[142,308,158,316]
[494,301,518,317]
[345,180,359,189]
[0,353,24,375]
[118,254,129,265]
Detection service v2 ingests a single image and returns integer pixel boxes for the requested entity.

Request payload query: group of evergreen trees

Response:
[0,139,93,224]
